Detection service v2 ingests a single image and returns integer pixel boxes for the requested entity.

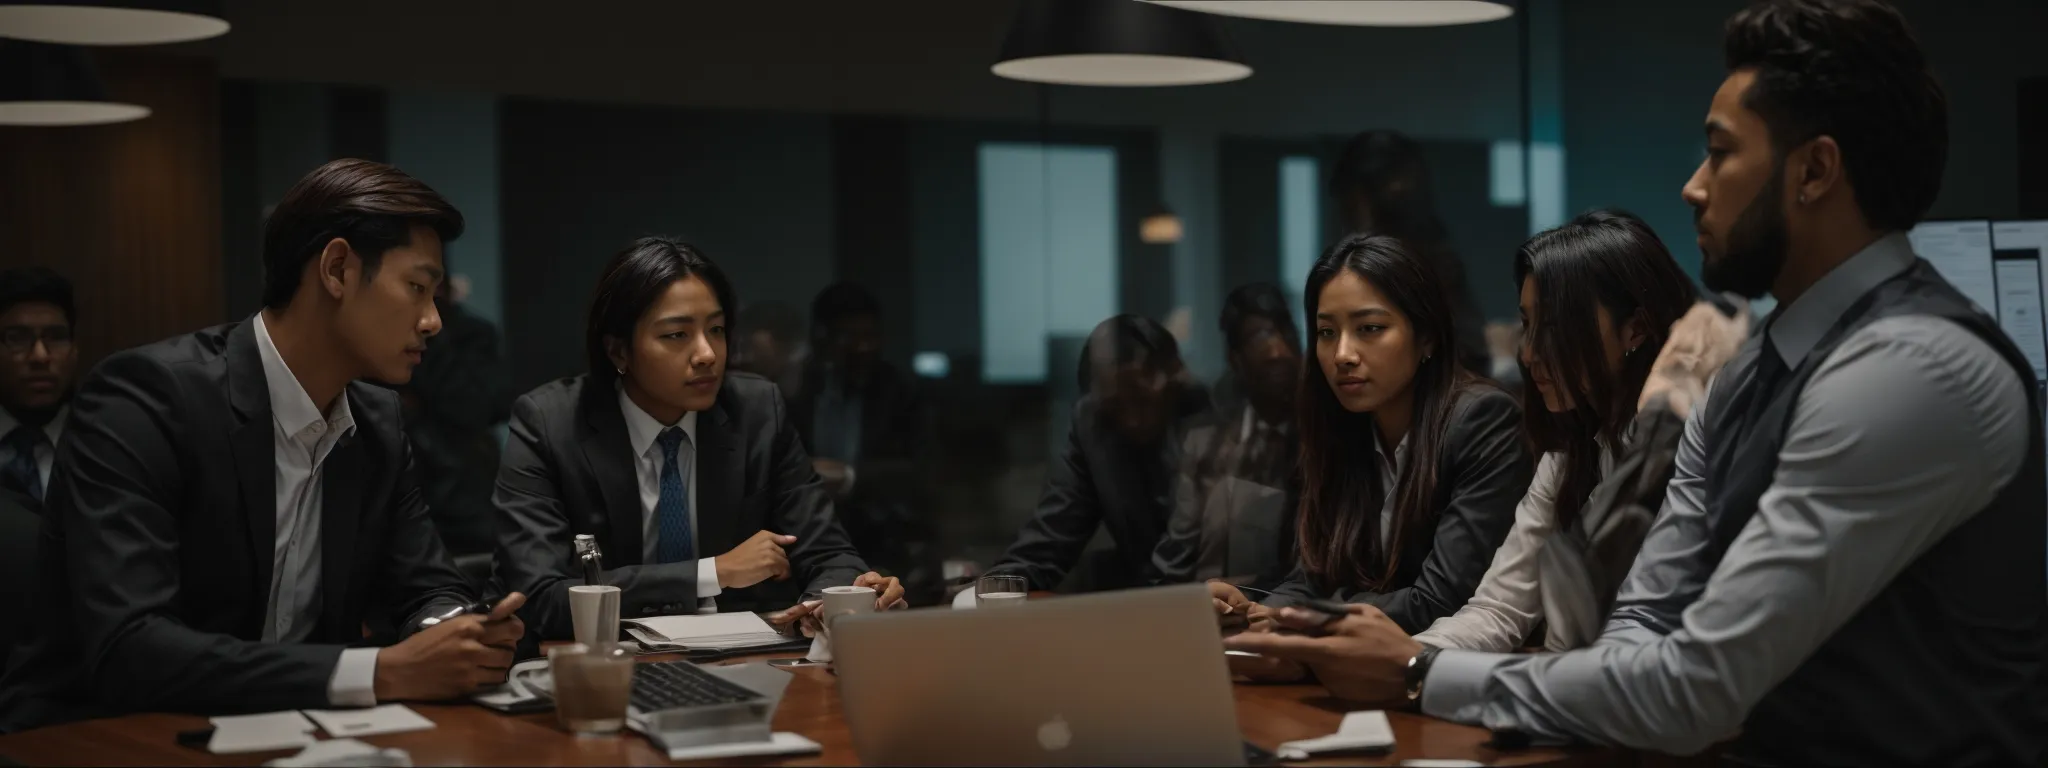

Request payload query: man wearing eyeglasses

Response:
[0,267,75,505]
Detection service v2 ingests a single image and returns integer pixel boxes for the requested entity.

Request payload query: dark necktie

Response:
[655,427,695,564]
[1705,335,1792,557]
[2,425,46,502]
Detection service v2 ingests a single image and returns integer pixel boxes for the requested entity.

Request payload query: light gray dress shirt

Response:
[252,314,380,707]
[1418,233,2031,754]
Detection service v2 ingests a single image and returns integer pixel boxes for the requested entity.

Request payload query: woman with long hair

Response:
[1211,233,1532,640]
[1409,208,1697,652]
[1222,210,1700,697]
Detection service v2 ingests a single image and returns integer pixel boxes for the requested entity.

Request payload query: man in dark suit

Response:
[787,282,931,600]
[0,159,523,733]
[0,267,77,505]
[494,237,904,642]
[969,315,1210,598]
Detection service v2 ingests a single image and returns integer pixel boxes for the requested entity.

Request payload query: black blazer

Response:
[0,319,477,733]
[1266,386,1532,634]
[493,372,869,641]
[987,382,1211,592]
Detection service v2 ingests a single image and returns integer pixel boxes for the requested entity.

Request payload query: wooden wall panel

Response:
[0,49,222,373]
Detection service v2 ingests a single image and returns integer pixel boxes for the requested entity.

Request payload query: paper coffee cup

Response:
[569,585,621,647]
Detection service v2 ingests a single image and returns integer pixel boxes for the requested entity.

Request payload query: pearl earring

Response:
[1798,193,1808,204]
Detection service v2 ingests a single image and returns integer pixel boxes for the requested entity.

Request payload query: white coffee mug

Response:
[820,584,878,632]
[568,585,621,647]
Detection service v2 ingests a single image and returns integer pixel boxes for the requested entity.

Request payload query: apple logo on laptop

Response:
[1037,715,1073,752]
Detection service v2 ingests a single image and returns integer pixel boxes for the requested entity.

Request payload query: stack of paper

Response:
[623,612,787,651]
[208,711,317,754]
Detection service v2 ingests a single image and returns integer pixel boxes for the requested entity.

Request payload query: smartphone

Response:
[1290,598,1355,627]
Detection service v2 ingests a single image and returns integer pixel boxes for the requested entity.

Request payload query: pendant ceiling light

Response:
[0,0,228,45]
[1138,1,1513,27]
[0,40,149,125]
[994,0,1250,87]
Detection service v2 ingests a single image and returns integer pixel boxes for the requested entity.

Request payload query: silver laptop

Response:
[832,584,1246,766]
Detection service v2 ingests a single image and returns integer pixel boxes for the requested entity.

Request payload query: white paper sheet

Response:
[664,731,822,761]
[623,612,785,650]
[304,704,437,738]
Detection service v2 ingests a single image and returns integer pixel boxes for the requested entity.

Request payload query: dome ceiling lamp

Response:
[0,0,229,46]
[1138,0,1514,27]
[994,0,1251,87]
[0,39,149,126]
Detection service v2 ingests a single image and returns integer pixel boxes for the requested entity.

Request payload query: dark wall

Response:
[499,100,836,394]
[1,49,222,370]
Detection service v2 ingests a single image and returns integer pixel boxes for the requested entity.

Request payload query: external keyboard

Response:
[629,660,766,713]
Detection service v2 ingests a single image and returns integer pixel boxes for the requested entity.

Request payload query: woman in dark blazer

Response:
[494,237,902,642]
[1211,233,1533,644]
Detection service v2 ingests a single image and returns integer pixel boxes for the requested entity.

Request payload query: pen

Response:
[418,596,501,628]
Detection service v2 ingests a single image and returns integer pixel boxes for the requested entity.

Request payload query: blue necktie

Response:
[655,427,694,564]
[1,426,44,502]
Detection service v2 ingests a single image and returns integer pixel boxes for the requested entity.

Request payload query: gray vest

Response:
[1705,260,2048,766]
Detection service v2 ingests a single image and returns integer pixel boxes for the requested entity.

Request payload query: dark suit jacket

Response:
[493,372,869,641]
[0,319,477,733]
[0,487,38,675]
[987,382,1211,592]
[1266,385,1532,634]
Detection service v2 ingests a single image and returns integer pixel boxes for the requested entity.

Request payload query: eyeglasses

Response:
[1,326,73,356]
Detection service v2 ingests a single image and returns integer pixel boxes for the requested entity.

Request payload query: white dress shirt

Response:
[252,314,379,707]
[617,388,723,612]
[1414,443,1617,653]
[1418,233,2032,754]
[0,403,65,491]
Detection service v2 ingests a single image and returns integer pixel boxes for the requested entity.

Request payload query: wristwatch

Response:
[1404,644,1441,701]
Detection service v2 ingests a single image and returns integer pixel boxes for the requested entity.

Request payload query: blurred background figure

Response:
[0,266,74,672]
[0,267,76,505]
[974,315,1211,597]
[1330,130,1492,377]
[1152,283,1301,588]
[399,277,514,557]
[734,299,805,396]
[789,282,936,603]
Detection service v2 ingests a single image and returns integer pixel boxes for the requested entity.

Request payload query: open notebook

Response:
[622,612,789,651]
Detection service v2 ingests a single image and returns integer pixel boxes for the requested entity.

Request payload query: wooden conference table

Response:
[0,646,1623,767]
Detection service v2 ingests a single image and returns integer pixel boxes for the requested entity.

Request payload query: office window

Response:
[1489,139,1567,233]
[1279,155,1321,315]
[978,142,1119,383]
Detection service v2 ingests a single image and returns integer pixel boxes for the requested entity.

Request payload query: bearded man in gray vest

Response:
[1225,1,2047,764]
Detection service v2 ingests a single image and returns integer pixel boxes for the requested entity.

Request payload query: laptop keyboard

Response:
[629,660,766,712]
